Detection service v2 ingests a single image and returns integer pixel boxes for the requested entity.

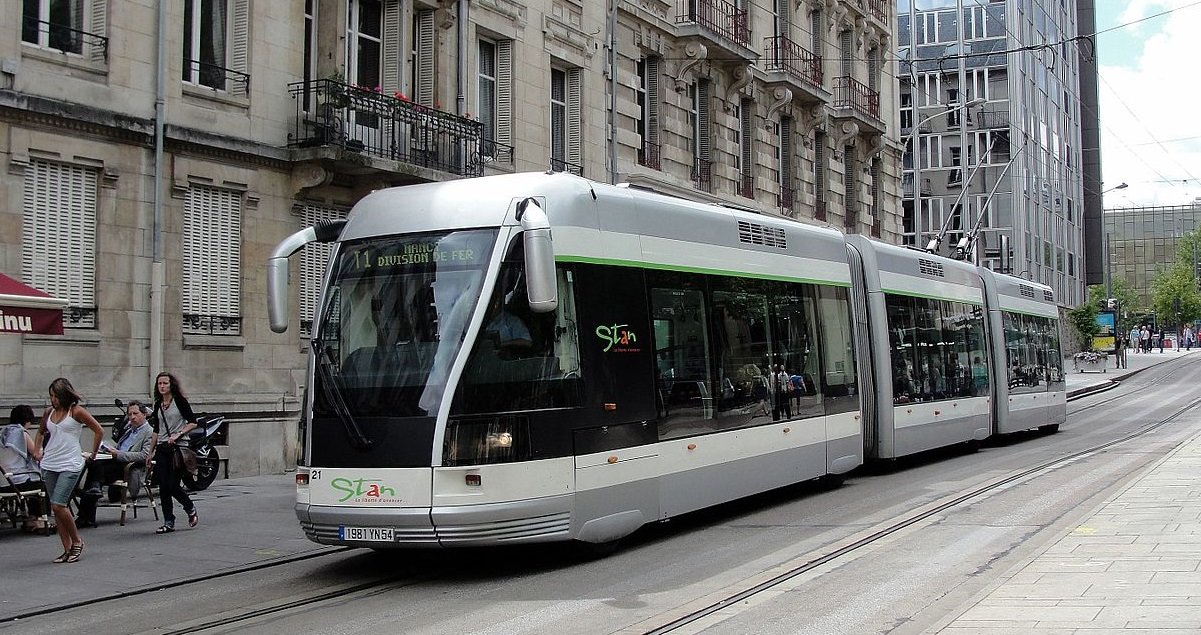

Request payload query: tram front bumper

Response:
[297,494,574,548]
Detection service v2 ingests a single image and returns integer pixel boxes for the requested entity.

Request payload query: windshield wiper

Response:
[311,339,373,450]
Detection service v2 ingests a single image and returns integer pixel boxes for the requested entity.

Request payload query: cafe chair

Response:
[1,469,51,534]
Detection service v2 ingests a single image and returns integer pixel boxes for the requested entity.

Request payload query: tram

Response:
[267,172,1065,548]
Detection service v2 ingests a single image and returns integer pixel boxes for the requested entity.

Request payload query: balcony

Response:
[675,0,757,62]
[691,157,713,193]
[975,109,1010,129]
[856,0,889,25]
[287,79,486,179]
[738,172,754,199]
[779,184,795,211]
[761,36,827,104]
[550,157,583,177]
[478,139,516,171]
[638,142,662,170]
[832,76,884,134]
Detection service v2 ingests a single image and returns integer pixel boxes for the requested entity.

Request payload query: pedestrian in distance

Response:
[31,378,104,564]
[1157,328,1165,353]
[1129,326,1140,354]
[1140,325,1151,353]
[1115,334,1128,369]
[150,372,200,534]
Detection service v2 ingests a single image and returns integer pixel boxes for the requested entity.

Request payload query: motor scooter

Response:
[181,413,226,491]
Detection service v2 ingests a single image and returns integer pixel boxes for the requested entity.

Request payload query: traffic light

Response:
[1106,298,1118,311]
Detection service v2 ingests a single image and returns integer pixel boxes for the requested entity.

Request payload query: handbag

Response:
[174,446,199,476]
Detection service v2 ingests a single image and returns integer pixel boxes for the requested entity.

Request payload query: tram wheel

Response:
[1039,423,1060,434]
[818,472,846,489]
[573,537,624,560]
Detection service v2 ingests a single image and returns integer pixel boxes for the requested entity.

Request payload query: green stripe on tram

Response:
[555,254,851,287]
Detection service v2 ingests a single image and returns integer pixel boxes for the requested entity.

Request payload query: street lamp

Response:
[1102,182,1128,196]
[905,97,986,247]
[1101,182,1129,300]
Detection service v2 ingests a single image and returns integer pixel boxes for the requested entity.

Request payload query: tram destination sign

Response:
[346,236,488,273]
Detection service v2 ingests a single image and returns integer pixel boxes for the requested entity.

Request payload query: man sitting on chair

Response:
[77,401,153,525]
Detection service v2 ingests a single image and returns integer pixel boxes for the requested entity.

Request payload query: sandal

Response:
[155,524,175,534]
[52,550,70,564]
[64,543,83,563]
[187,508,199,528]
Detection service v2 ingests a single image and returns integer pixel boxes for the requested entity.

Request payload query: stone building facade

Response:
[0,0,899,475]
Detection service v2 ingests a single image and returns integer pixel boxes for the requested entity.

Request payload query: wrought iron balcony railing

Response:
[550,157,583,176]
[638,142,662,170]
[477,138,516,169]
[762,36,822,90]
[183,314,242,337]
[738,172,754,199]
[778,185,795,211]
[676,0,750,48]
[861,0,888,23]
[902,175,932,198]
[21,17,108,59]
[975,109,1010,129]
[288,79,485,178]
[833,76,880,120]
[692,157,713,193]
[184,59,250,93]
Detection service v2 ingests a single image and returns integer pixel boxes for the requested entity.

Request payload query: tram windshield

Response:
[312,229,497,419]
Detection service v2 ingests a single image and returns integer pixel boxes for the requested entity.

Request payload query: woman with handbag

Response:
[150,372,200,534]
[31,378,103,563]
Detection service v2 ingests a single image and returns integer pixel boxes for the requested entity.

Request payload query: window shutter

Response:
[815,131,826,202]
[183,185,242,333]
[811,8,822,55]
[777,0,789,37]
[381,0,401,94]
[415,9,435,106]
[229,0,250,96]
[22,159,98,328]
[567,68,582,166]
[740,97,753,173]
[646,56,660,145]
[496,40,513,146]
[780,115,792,186]
[90,0,108,63]
[296,203,346,337]
[844,145,857,229]
[840,30,852,77]
[697,79,711,159]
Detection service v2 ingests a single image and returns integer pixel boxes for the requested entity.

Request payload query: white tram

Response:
[266,172,1065,548]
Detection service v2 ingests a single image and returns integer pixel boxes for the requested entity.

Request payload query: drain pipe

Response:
[456,0,467,117]
[607,0,617,184]
[149,0,167,384]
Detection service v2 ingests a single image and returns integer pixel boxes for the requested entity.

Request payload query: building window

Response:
[302,0,316,111]
[550,67,582,175]
[182,0,250,95]
[296,203,346,338]
[22,0,84,55]
[182,184,242,336]
[477,38,513,160]
[411,8,434,105]
[479,40,497,141]
[637,55,661,169]
[689,79,712,192]
[737,97,753,198]
[22,158,98,329]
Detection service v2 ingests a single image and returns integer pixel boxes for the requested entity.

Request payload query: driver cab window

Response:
[452,238,582,414]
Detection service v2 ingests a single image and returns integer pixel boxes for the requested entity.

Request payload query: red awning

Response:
[0,273,70,335]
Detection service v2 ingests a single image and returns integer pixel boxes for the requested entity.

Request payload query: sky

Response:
[1095,1,1201,209]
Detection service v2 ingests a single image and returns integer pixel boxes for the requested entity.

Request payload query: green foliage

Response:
[1088,280,1141,334]
[1149,261,1201,327]
[1067,299,1101,351]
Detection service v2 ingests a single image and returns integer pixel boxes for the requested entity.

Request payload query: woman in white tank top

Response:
[32,377,103,564]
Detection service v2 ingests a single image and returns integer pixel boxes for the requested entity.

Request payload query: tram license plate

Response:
[339,526,394,542]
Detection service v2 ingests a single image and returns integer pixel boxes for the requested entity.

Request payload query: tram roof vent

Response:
[1019,284,1037,298]
[1043,290,1054,302]
[737,220,787,249]
[917,258,945,278]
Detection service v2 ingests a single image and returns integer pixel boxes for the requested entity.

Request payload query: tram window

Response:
[710,287,771,428]
[965,305,989,396]
[452,242,583,415]
[769,284,822,420]
[942,300,972,398]
[651,282,713,440]
[886,295,917,403]
[818,286,857,415]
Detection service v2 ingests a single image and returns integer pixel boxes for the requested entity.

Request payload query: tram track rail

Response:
[639,385,1201,634]
[8,361,1194,633]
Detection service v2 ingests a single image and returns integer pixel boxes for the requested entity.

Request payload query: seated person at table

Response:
[77,401,154,524]
[1,405,45,532]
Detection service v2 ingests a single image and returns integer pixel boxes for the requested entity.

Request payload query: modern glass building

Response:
[1104,203,1201,307]
[897,0,1090,307]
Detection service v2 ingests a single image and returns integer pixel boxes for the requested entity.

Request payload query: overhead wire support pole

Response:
[955,143,1024,262]
[925,139,995,255]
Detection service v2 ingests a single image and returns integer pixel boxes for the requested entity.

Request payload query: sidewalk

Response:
[0,473,323,621]
[1063,347,1195,399]
[933,414,1201,633]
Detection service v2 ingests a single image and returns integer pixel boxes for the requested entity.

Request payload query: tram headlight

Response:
[444,416,529,466]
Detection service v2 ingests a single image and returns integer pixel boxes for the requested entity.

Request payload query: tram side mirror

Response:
[518,198,558,313]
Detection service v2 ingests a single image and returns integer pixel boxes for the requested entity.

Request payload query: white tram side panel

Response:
[845,236,992,459]
[980,269,1067,434]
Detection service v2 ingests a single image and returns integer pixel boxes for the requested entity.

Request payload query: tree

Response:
[1067,299,1101,352]
[1089,279,1141,334]
[1149,261,1201,330]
